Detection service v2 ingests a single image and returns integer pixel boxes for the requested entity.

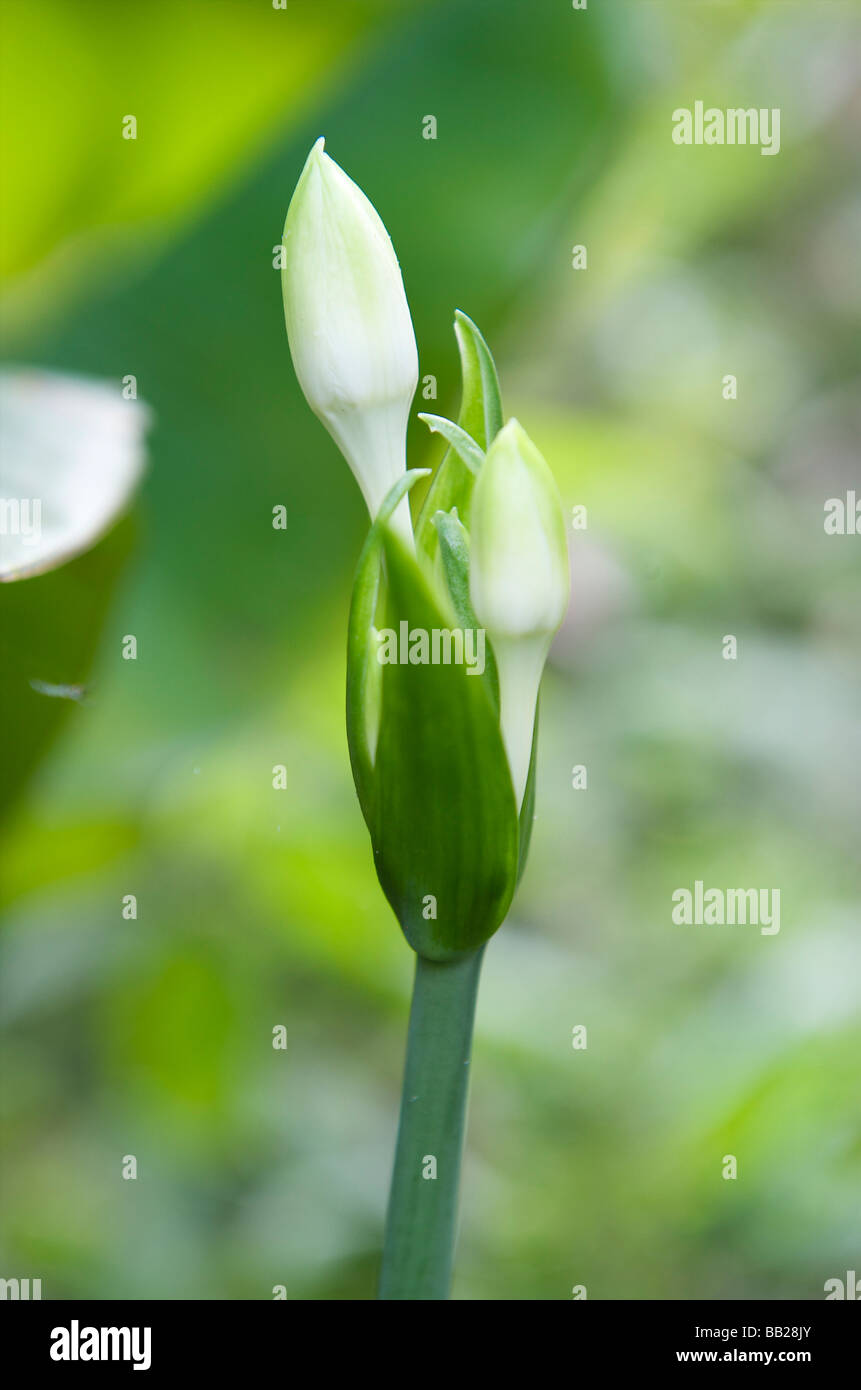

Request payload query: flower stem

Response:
[378,946,485,1300]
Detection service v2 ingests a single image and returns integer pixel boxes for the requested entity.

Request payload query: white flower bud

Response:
[469,419,569,806]
[281,138,418,539]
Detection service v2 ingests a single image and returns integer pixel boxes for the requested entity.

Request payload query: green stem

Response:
[378,946,485,1300]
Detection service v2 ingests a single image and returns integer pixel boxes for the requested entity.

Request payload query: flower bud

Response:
[281,138,418,538]
[469,419,568,806]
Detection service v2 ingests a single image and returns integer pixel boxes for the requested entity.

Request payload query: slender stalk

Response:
[378,946,485,1299]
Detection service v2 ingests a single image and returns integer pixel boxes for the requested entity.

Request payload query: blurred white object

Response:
[0,369,148,581]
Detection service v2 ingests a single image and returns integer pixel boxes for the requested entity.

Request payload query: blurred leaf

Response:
[0,518,135,824]
[0,0,406,288]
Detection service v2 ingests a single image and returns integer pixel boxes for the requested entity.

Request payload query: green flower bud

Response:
[336,319,558,960]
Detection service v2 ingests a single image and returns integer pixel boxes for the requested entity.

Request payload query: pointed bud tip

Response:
[304,136,326,170]
[494,418,530,453]
[295,136,328,189]
[470,416,569,641]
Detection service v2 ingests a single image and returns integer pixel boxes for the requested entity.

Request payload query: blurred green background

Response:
[1,0,859,1299]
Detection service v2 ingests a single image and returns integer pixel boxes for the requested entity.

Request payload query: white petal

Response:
[0,369,148,582]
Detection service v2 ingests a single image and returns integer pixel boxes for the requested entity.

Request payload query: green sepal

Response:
[417,414,484,476]
[432,508,499,713]
[348,511,519,960]
[432,508,474,626]
[432,504,536,882]
[416,311,503,567]
[452,308,504,449]
[516,701,539,884]
[346,470,429,822]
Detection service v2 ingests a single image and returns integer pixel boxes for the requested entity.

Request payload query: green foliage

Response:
[0,0,858,1303]
[0,520,134,826]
